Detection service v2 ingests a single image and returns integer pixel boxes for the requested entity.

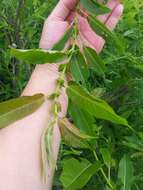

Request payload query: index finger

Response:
[49,0,78,21]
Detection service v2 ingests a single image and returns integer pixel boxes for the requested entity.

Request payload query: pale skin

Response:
[0,0,123,189]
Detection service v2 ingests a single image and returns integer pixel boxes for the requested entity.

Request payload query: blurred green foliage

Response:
[0,0,57,100]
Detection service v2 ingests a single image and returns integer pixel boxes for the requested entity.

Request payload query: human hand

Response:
[39,0,124,53]
[37,0,124,117]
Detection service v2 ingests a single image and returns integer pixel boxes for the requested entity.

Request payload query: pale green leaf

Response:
[91,87,106,98]
[118,155,134,190]
[11,48,67,64]
[0,93,45,129]
[100,148,111,168]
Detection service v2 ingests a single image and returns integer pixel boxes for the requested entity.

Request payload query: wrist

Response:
[22,64,60,96]
[22,63,68,117]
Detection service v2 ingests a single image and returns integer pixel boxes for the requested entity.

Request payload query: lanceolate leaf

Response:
[84,46,106,76]
[11,48,67,64]
[45,125,56,170]
[88,14,124,53]
[0,94,45,129]
[60,158,102,190]
[100,148,111,168]
[58,117,94,149]
[70,47,89,86]
[67,82,129,126]
[123,136,143,152]
[69,103,97,135]
[118,155,134,190]
[80,0,111,15]
[52,27,73,50]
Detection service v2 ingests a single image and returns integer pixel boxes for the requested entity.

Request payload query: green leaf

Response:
[41,124,55,183]
[118,155,134,190]
[69,103,97,135]
[58,117,94,149]
[100,148,111,168]
[80,0,111,15]
[60,158,102,190]
[67,82,129,126]
[88,15,124,53]
[45,125,56,169]
[123,136,143,152]
[0,94,45,129]
[52,27,73,50]
[84,46,106,76]
[70,46,89,86]
[11,48,67,64]
[138,132,143,140]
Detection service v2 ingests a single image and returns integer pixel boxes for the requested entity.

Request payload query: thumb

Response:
[39,0,79,50]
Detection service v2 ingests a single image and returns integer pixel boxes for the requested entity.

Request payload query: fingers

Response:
[105,4,124,31]
[78,33,105,53]
[78,0,123,53]
[97,0,120,23]
[78,14,105,53]
[40,0,123,51]
[49,0,78,21]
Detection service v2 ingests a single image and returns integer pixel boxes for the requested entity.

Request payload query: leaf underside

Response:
[11,48,67,64]
[0,93,45,129]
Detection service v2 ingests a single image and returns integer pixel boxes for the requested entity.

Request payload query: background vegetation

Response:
[1,0,143,189]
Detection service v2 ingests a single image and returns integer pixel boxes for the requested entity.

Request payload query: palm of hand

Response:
[39,0,123,53]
